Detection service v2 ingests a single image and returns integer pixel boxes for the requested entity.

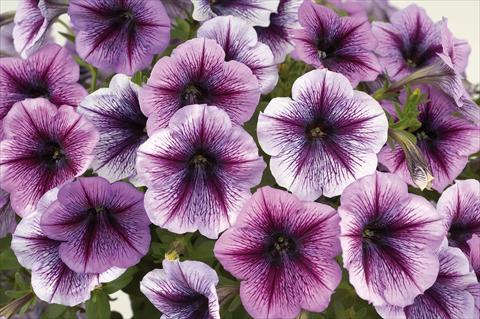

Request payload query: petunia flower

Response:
[39,176,151,274]
[372,4,470,81]
[254,0,302,64]
[375,244,478,319]
[197,15,278,94]
[214,186,341,319]
[136,104,265,239]
[437,179,480,255]
[78,74,147,185]
[338,171,445,307]
[161,0,193,20]
[0,44,87,122]
[11,189,125,306]
[291,1,381,86]
[191,0,280,27]
[257,69,388,200]
[0,188,16,238]
[139,38,261,134]
[140,259,220,319]
[378,87,480,192]
[468,235,480,318]
[68,0,171,75]
[0,98,98,215]
[13,0,67,58]
[330,0,397,22]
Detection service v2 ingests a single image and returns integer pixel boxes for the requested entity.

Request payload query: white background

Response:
[0,0,479,318]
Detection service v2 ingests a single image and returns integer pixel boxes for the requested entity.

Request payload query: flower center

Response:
[266,233,298,265]
[448,223,472,247]
[411,123,436,141]
[24,82,50,99]
[188,151,216,170]
[37,140,66,169]
[181,83,210,106]
[316,37,337,60]
[305,120,328,140]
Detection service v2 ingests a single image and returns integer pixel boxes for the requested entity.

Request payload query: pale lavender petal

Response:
[140,260,220,319]
[197,15,279,94]
[339,171,445,307]
[191,0,280,27]
[78,74,147,184]
[137,104,265,239]
[257,69,388,200]
[0,188,16,238]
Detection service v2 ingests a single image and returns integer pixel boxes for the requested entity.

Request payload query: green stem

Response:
[56,19,74,35]
[89,66,98,92]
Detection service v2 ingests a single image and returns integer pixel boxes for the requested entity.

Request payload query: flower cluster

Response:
[0,0,478,318]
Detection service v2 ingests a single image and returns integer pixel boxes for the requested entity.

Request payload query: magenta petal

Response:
[376,244,478,319]
[139,38,260,134]
[215,187,341,318]
[0,98,98,215]
[11,199,124,306]
[0,44,87,121]
[69,0,171,75]
[292,1,380,85]
[39,177,151,273]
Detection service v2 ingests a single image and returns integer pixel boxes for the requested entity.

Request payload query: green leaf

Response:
[5,290,31,298]
[0,248,20,270]
[41,304,68,319]
[86,290,110,319]
[228,295,241,312]
[58,31,75,43]
[103,267,138,294]
[15,272,30,290]
[171,18,190,40]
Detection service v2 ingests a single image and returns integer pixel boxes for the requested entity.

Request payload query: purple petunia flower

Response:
[437,179,480,255]
[468,235,480,318]
[469,235,480,280]
[254,0,302,64]
[0,98,98,216]
[161,0,193,20]
[139,38,261,134]
[0,44,87,122]
[11,189,125,306]
[39,176,151,274]
[378,88,480,192]
[0,188,16,238]
[191,0,280,27]
[257,69,388,200]
[197,16,279,94]
[372,4,470,81]
[136,104,265,239]
[330,0,397,22]
[339,171,445,307]
[140,259,220,319]
[13,0,67,58]
[68,0,171,75]
[214,186,341,319]
[78,74,147,185]
[292,1,381,86]
[375,243,478,319]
